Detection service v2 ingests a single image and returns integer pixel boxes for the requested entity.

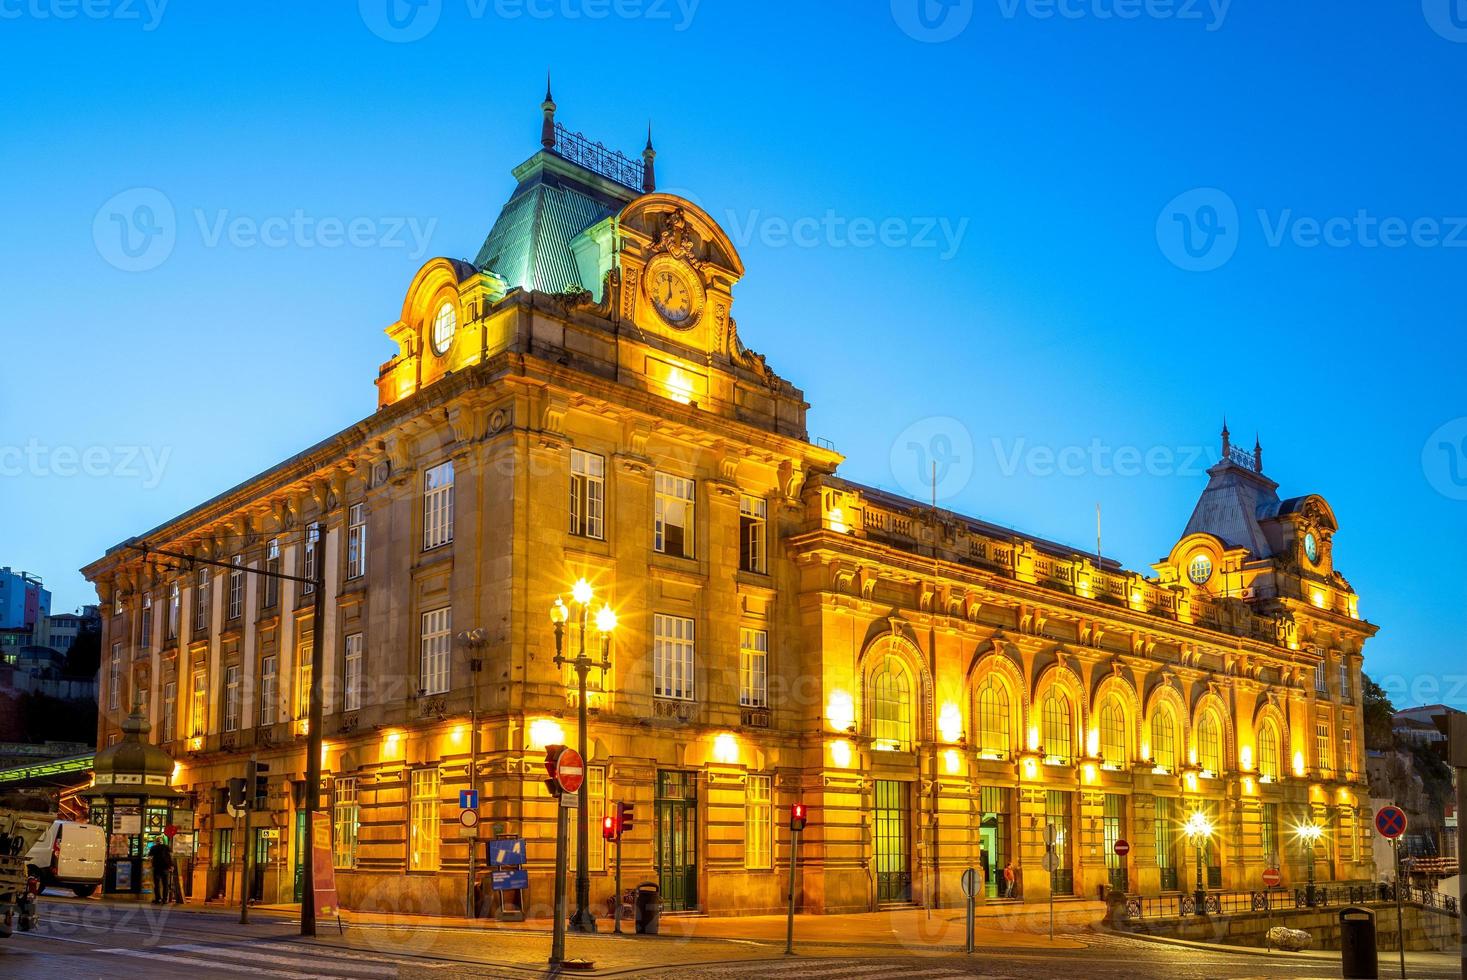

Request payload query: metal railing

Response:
[1122,883,1459,920]
[551,123,645,192]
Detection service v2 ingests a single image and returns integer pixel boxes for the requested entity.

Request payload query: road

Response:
[2,895,1459,979]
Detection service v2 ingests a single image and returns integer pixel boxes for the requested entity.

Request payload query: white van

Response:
[25,820,106,897]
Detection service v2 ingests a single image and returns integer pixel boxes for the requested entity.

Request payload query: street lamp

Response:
[551,578,614,934]
[1295,821,1324,907]
[1183,811,1214,915]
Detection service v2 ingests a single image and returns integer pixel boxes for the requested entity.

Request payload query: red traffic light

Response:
[602,815,618,841]
[543,744,566,798]
[617,801,634,835]
[790,802,807,832]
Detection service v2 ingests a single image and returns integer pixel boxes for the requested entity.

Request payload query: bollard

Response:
[1340,906,1379,980]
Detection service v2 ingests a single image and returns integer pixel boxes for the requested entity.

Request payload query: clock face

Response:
[651,267,694,325]
[1304,533,1318,564]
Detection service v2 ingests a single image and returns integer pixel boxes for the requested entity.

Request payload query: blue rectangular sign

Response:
[489,837,526,866]
[491,868,529,891]
[459,789,479,810]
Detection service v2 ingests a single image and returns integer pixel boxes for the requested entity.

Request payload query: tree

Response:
[61,630,101,680]
[1361,673,1396,751]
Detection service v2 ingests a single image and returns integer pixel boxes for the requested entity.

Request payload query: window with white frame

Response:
[223,665,241,733]
[167,581,180,640]
[263,539,280,608]
[107,643,122,711]
[1315,660,1327,694]
[409,767,441,871]
[161,681,176,742]
[140,592,153,648]
[739,628,768,708]
[190,668,207,737]
[569,766,607,873]
[1342,724,1354,774]
[739,495,767,574]
[423,461,455,550]
[653,613,695,700]
[745,773,773,870]
[302,523,320,595]
[296,636,313,721]
[227,556,243,620]
[333,777,359,869]
[420,607,451,695]
[1316,721,1332,773]
[431,302,456,355]
[654,472,694,558]
[346,503,367,580]
[1339,664,1352,701]
[343,632,363,711]
[569,449,605,539]
[259,655,277,726]
[195,567,209,629]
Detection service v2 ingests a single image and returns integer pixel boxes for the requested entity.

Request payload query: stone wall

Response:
[1117,901,1459,952]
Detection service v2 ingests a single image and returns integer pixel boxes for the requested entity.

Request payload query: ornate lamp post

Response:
[1296,821,1323,907]
[1183,811,1214,915]
[550,578,614,934]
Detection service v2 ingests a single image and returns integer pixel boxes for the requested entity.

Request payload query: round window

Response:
[431,302,457,355]
[1187,554,1214,585]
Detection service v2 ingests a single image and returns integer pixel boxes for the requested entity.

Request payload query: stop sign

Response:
[555,747,585,795]
[1113,839,1131,858]
[1262,868,1283,888]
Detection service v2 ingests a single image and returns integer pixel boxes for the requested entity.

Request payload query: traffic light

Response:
[617,801,634,836]
[543,745,565,798]
[249,760,270,809]
[602,814,617,841]
[227,777,247,810]
[790,802,807,832]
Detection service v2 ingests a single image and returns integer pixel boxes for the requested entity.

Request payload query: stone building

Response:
[82,93,1377,916]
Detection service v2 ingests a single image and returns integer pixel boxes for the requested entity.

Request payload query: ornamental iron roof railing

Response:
[551,123,645,193]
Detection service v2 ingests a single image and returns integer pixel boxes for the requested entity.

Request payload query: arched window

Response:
[1042,691,1072,762]
[1099,696,1128,767]
[872,656,913,751]
[1197,712,1223,773]
[1151,707,1177,771]
[1259,721,1282,780]
[976,677,1011,757]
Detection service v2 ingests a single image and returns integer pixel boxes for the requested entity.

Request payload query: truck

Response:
[0,789,56,938]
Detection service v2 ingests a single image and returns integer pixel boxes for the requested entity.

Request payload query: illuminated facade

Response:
[83,94,1377,915]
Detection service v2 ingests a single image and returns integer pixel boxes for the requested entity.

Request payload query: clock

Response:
[1303,532,1318,564]
[644,255,703,328]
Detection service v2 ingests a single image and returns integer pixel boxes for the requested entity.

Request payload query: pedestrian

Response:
[148,835,173,904]
[979,847,990,892]
[1003,860,1017,899]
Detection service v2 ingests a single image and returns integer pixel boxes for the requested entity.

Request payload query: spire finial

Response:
[1253,433,1263,473]
[641,121,657,193]
[540,72,557,151]
[1221,416,1231,459]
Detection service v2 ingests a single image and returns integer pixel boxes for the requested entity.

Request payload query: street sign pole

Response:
[1046,823,1056,943]
[784,824,801,956]
[239,754,256,925]
[960,867,977,954]
[613,830,624,936]
[1394,837,1406,980]
[550,803,568,966]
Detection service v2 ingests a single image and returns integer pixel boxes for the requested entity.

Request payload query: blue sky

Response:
[2,1,1463,708]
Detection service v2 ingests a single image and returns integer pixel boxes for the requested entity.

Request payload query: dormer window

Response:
[431,302,457,355]
[1187,554,1213,585]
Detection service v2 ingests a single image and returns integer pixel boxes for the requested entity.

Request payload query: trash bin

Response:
[634,882,661,935]
[1339,906,1379,980]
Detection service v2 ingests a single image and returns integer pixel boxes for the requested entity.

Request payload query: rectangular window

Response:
[1341,724,1353,775]
[745,774,773,870]
[161,681,176,743]
[263,539,280,609]
[1316,722,1332,774]
[302,523,320,595]
[1103,793,1127,892]
[423,461,455,550]
[346,503,367,580]
[214,827,233,868]
[568,766,607,874]
[569,449,605,539]
[739,495,767,573]
[1046,790,1073,896]
[107,643,122,711]
[259,655,277,726]
[653,613,695,701]
[190,669,207,737]
[409,767,441,871]
[140,592,153,648]
[223,665,241,733]
[114,591,124,615]
[739,628,768,708]
[195,567,209,629]
[167,582,180,640]
[296,636,313,721]
[1315,660,1327,694]
[343,632,363,712]
[333,777,359,869]
[227,556,243,621]
[420,607,451,696]
[1261,802,1280,869]
[1339,664,1352,701]
[654,472,694,558]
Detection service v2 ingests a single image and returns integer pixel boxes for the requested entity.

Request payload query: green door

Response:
[875,780,911,903]
[293,810,306,902]
[655,771,698,911]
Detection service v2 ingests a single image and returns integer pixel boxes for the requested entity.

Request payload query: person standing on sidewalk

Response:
[148,836,173,904]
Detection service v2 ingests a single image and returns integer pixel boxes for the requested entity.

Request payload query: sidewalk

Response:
[1107,923,1462,971]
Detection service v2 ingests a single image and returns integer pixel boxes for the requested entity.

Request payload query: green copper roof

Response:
[474,150,636,294]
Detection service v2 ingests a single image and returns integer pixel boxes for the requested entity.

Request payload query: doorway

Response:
[874,779,911,903]
[655,770,698,912]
